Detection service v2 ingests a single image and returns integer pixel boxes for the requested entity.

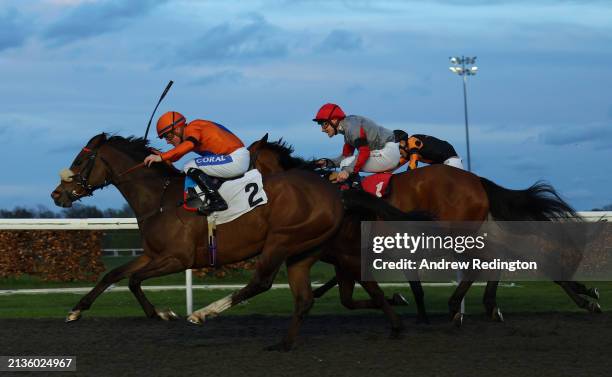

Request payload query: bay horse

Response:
[248,135,601,325]
[50,133,381,350]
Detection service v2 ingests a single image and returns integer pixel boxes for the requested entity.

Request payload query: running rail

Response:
[1,212,611,314]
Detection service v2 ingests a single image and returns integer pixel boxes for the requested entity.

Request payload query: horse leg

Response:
[326,270,412,308]
[66,255,151,322]
[481,268,503,321]
[448,280,474,327]
[268,255,318,351]
[409,280,429,324]
[187,251,283,324]
[313,276,338,298]
[555,281,602,313]
[360,280,404,338]
[128,256,186,319]
[566,281,599,300]
[483,280,504,322]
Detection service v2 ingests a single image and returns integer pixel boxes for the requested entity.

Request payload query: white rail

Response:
[1,212,610,314]
[0,218,138,230]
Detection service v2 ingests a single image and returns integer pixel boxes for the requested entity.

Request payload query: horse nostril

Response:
[51,190,61,200]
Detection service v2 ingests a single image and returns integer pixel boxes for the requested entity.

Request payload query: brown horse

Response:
[50,133,358,350]
[248,135,601,325]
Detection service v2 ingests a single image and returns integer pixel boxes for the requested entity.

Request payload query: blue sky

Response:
[0,0,610,211]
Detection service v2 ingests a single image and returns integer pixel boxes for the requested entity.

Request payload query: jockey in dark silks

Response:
[393,130,464,171]
[144,111,250,213]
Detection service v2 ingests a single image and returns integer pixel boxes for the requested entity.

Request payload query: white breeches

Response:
[339,142,400,173]
[183,147,250,178]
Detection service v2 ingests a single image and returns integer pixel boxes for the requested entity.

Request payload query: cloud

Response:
[539,123,612,148]
[0,8,29,52]
[189,70,245,87]
[177,14,289,64]
[317,29,363,52]
[43,0,165,46]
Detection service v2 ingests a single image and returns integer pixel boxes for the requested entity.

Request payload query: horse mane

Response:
[104,134,182,177]
[265,139,319,172]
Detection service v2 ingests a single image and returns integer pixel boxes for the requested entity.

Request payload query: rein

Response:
[118,162,146,177]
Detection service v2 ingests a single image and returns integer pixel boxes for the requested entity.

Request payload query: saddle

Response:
[183,170,267,223]
[183,174,242,212]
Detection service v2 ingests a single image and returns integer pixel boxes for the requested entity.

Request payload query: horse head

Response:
[51,133,113,207]
[51,133,179,208]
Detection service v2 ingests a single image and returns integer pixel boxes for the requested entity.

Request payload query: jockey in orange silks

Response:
[144,111,249,212]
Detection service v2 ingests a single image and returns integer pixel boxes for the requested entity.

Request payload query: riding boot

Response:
[186,168,228,214]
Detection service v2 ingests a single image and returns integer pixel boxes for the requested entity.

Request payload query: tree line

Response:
[0,203,135,219]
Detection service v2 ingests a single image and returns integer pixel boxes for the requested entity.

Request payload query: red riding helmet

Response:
[313,103,346,123]
[156,111,187,139]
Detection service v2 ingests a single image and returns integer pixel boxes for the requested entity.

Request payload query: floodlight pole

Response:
[449,56,477,172]
[462,72,472,172]
[448,56,478,316]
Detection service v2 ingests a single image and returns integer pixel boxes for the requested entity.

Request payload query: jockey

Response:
[393,130,464,170]
[144,111,250,213]
[313,103,400,183]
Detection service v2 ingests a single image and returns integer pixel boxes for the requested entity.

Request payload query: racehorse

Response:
[248,135,601,325]
[50,133,409,350]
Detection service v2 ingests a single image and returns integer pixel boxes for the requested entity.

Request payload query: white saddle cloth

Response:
[208,169,268,225]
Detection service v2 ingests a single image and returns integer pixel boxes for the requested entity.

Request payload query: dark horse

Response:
[248,135,601,325]
[51,133,390,350]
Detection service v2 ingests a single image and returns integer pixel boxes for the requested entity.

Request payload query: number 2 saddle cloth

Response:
[183,169,268,225]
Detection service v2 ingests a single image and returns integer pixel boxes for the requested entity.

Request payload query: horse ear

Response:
[87,133,107,148]
[261,133,269,143]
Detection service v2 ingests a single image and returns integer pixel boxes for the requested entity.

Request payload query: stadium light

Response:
[448,55,478,172]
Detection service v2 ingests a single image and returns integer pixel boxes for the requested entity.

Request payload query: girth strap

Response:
[207,218,217,267]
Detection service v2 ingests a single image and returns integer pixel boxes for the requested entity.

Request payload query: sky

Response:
[0,0,610,211]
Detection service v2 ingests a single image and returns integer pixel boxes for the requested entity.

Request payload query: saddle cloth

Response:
[360,173,392,198]
[184,169,268,224]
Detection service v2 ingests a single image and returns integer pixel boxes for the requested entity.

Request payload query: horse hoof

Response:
[588,287,600,301]
[452,312,463,327]
[65,310,81,323]
[492,307,504,322]
[156,308,179,321]
[187,314,203,325]
[391,293,409,306]
[588,302,602,314]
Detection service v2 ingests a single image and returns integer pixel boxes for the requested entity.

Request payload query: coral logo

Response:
[195,155,233,166]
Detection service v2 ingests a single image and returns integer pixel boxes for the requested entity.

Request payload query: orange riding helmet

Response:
[156,111,187,139]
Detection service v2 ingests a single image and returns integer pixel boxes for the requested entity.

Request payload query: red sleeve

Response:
[342,143,355,157]
[353,145,370,173]
[353,126,369,173]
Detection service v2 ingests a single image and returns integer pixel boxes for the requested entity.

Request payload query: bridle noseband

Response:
[67,147,111,201]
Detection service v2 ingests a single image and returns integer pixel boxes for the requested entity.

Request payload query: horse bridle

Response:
[66,147,112,201]
[66,144,174,223]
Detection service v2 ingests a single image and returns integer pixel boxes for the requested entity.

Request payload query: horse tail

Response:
[479,177,581,221]
[341,189,434,221]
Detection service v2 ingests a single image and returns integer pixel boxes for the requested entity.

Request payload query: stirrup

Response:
[197,198,228,215]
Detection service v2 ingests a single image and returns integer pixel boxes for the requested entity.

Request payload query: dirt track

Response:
[1,313,611,377]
